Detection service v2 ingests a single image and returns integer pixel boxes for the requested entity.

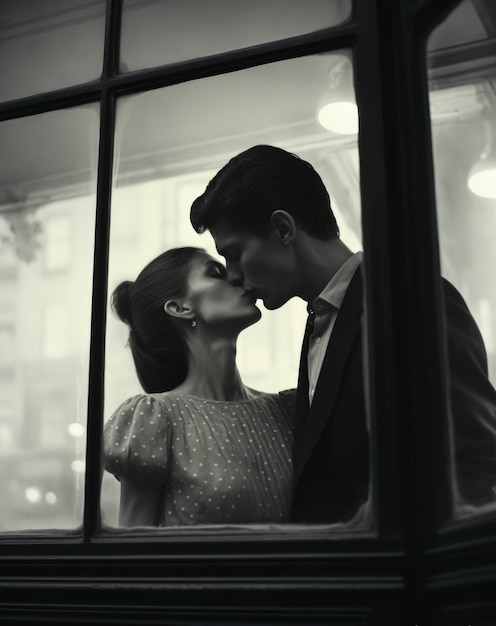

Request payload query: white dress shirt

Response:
[307,251,363,404]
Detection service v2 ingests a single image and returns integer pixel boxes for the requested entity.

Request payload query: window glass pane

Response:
[427,0,496,521]
[0,0,106,103]
[0,105,99,531]
[101,51,370,530]
[120,0,352,73]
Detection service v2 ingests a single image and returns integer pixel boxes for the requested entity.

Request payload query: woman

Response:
[103,247,294,527]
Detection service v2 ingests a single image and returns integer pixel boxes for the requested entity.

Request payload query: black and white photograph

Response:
[0,1,495,624]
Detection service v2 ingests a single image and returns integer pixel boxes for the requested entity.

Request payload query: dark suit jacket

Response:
[290,265,496,523]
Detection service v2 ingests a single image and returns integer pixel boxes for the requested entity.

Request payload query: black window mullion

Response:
[354,0,406,539]
[361,0,470,621]
[82,0,122,542]
[355,0,456,622]
[0,84,100,122]
[101,0,123,81]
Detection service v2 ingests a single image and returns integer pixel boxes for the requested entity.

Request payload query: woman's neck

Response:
[174,336,251,402]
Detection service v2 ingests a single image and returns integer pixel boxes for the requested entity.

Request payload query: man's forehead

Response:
[209,221,245,250]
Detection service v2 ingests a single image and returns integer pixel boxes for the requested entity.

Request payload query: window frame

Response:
[1,0,496,624]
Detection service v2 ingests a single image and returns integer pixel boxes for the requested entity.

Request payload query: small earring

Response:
[191,320,197,327]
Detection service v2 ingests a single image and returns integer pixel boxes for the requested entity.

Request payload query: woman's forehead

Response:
[190,251,224,270]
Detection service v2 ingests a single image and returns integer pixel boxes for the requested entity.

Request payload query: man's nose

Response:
[227,265,244,286]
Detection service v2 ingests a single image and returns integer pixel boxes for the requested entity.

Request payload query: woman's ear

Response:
[270,210,297,246]
[163,299,194,321]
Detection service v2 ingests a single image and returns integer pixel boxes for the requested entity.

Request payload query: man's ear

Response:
[164,299,194,321]
[270,210,297,246]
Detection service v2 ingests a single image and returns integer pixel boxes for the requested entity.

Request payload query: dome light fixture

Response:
[317,53,359,135]
[467,120,496,199]
[467,157,496,199]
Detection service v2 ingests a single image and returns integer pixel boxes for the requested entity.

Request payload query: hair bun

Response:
[111,280,135,326]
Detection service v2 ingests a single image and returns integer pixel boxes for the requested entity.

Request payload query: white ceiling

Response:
[0,0,494,210]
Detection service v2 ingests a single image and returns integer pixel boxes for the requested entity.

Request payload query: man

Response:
[190,144,496,523]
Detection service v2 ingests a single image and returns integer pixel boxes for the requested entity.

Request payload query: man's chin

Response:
[262,297,282,311]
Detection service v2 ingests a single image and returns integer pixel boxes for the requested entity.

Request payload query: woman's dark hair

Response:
[190,144,339,239]
[111,247,204,393]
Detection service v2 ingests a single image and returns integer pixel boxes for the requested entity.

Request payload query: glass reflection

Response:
[120,0,351,72]
[428,0,496,519]
[101,52,366,528]
[0,0,106,103]
[0,106,99,531]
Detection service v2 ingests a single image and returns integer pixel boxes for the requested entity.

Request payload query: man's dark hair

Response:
[190,145,339,239]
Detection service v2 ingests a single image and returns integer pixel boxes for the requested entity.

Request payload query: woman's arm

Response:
[118,479,164,527]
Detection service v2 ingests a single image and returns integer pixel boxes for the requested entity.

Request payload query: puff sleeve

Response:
[278,388,297,429]
[103,394,171,488]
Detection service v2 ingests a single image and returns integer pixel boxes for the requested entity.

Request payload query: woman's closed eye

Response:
[208,262,227,279]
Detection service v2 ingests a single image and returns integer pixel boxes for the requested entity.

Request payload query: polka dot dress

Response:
[104,389,295,526]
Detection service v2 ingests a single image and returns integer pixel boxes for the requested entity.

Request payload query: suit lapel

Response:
[293,314,313,449]
[293,267,364,485]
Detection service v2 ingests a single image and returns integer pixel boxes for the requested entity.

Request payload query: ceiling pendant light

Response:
[467,120,496,199]
[317,53,359,135]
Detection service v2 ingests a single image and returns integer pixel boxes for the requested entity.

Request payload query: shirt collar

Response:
[311,251,363,312]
